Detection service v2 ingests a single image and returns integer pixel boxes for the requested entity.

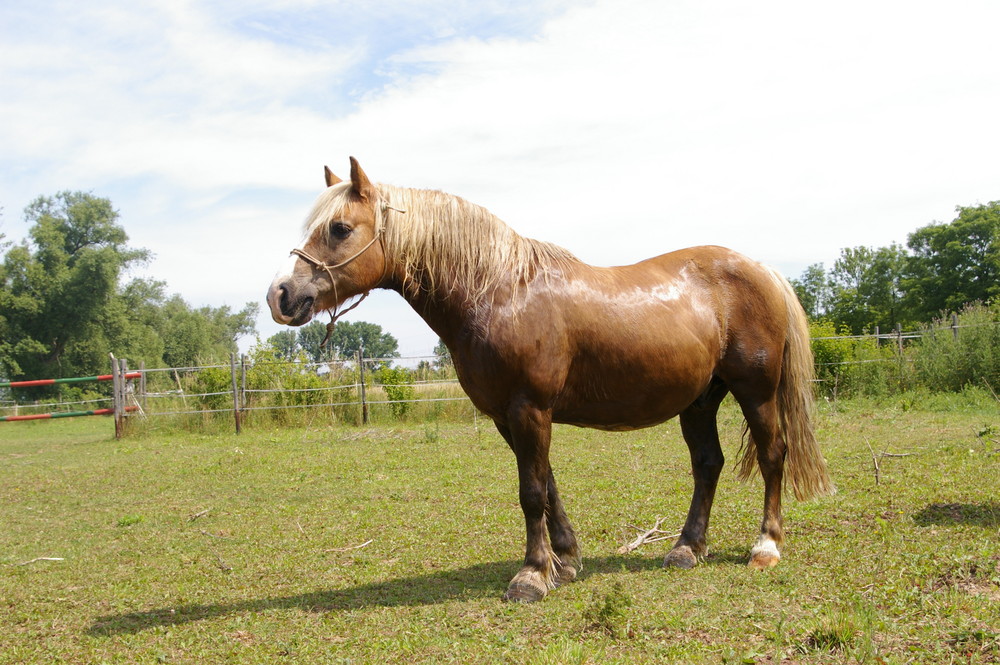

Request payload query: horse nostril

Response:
[278,284,292,316]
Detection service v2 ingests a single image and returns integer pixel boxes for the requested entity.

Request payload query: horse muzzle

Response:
[267,281,316,326]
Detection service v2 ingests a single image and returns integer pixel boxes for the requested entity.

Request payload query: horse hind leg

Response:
[738,397,786,570]
[664,379,728,569]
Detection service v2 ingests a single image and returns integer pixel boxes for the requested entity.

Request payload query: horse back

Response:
[471,245,788,429]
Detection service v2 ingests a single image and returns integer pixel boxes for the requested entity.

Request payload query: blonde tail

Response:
[776,275,835,500]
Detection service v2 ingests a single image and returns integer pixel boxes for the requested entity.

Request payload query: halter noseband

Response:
[288,200,404,348]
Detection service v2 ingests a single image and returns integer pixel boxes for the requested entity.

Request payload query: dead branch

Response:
[865,439,915,486]
[188,508,212,522]
[982,378,999,403]
[617,517,680,555]
[214,553,233,572]
[865,439,881,486]
[324,539,373,553]
[199,529,232,540]
[15,557,64,566]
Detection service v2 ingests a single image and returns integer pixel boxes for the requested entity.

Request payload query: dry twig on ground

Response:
[617,517,679,555]
[15,557,64,566]
[325,539,374,553]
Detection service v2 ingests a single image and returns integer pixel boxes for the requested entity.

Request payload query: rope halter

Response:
[288,199,404,348]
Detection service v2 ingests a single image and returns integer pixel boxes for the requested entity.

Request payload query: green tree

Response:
[267,329,299,361]
[826,244,908,333]
[1,192,259,385]
[0,212,14,379]
[297,320,335,363]
[326,320,399,366]
[1,192,149,386]
[159,296,258,367]
[903,202,1000,320]
[433,338,453,371]
[791,263,832,319]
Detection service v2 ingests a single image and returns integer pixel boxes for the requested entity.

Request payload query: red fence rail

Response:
[1,355,137,438]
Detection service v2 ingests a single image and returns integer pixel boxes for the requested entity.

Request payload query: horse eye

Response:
[330,222,352,240]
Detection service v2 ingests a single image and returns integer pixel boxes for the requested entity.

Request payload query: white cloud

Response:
[2,0,999,357]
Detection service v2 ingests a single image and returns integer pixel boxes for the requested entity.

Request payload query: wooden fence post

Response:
[240,354,247,416]
[230,353,242,434]
[951,312,959,341]
[358,347,369,425]
[120,358,130,434]
[110,353,123,439]
[138,360,147,412]
[895,323,904,391]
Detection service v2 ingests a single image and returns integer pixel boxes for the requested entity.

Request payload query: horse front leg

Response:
[496,405,575,602]
[544,468,582,586]
[664,387,727,569]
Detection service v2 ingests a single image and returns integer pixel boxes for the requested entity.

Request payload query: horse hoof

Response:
[748,553,780,570]
[503,583,547,603]
[663,545,700,569]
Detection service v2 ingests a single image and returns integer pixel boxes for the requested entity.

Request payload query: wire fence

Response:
[2,315,998,434]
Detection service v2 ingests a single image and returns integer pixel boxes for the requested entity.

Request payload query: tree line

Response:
[0,192,258,397]
[0,191,409,402]
[791,201,999,334]
[3,190,996,402]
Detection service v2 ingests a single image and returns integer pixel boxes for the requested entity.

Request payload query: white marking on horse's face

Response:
[266,243,314,325]
[270,252,301,290]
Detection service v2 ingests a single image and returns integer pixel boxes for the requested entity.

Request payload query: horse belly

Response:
[552,365,709,431]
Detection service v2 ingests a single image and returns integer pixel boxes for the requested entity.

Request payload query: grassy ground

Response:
[1,392,998,664]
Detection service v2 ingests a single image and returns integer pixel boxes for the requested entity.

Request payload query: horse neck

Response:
[377,185,544,343]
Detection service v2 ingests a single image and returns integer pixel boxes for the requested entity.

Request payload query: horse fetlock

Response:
[554,554,581,587]
[748,534,781,570]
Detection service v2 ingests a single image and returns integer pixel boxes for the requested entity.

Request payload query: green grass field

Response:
[1,392,998,664]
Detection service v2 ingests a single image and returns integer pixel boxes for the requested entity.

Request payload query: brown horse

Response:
[266,157,833,602]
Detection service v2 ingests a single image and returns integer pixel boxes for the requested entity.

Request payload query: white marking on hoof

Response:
[749,535,781,570]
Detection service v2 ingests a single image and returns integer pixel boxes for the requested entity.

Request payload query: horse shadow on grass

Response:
[87,551,745,636]
[913,502,1000,528]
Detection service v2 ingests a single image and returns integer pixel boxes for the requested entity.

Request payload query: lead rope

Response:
[289,200,404,349]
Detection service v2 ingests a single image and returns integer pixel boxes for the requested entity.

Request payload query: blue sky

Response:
[2,0,999,357]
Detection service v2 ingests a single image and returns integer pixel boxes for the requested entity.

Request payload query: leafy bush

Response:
[810,320,898,398]
[372,366,415,419]
[912,302,1000,392]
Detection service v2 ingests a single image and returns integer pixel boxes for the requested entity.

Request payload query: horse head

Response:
[266,157,388,327]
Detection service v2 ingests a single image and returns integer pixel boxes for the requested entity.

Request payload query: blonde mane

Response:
[304,182,581,305]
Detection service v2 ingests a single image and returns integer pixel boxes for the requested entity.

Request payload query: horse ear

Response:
[349,156,376,201]
[324,166,342,187]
